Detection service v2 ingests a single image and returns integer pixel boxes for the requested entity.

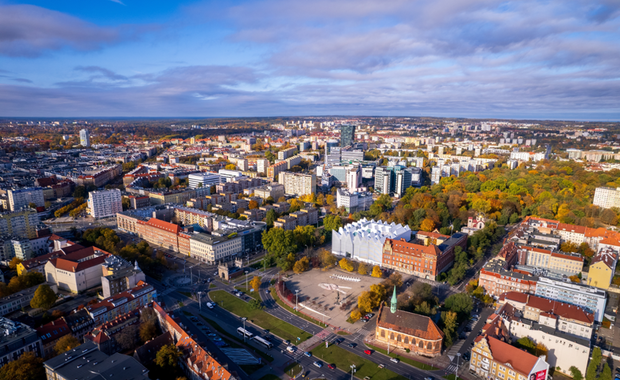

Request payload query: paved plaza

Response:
[281,268,384,332]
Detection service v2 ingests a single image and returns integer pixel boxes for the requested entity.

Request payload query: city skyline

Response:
[0,0,618,120]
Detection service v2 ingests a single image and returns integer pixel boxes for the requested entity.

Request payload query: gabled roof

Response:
[36,319,71,344]
[376,302,444,341]
[475,335,540,376]
[500,291,594,324]
[138,218,181,234]
[385,238,442,258]
[48,247,109,273]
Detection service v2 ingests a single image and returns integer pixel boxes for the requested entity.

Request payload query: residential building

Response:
[0,318,42,367]
[374,166,392,194]
[0,208,40,239]
[274,215,297,230]
[332,218,412,265]
[36,318,72,358]
[62,309,95,339]
[43,341,149,380]
[479,260,538,298]
[136,218,181,252]
[0,283,56,316]
[278,172,316,196]
[382,232,467,280]
[470,334,549,380]
[375,297,443,357]
[190,233,242,264]
[79,129,90,147]
[586,247,618,289]
[101,256,145,298]
[254,184,285,201]
[8,187,45,211]
[340,125,355,147]
[278,146,297,160]
[534,276,607,322]
[256,158,269,174]
[345,164,361,190]
[498,292,594,339]
[45,247,110,293]
[84,309,141,355]
[592,187,620,209]
[88,189,122,218]
[519,246,583,276]
[174,206,214,231]
[17,243,83,276]
[266,161,287,181]
[86,281,156,324]
[489,301,590,376]
[0,235,33,261]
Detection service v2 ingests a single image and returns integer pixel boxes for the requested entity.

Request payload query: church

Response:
[374,287,444,357]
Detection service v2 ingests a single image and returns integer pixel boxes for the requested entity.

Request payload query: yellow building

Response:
[148,189,195,205]
[470,334,549,380]
[586,248,617,289]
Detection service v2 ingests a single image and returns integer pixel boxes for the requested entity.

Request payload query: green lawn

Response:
[365,343,439,370]
[269,287,327,328]
[283,363,303,378]
[444,375,464,380]
[209,290,312,343]
[235,285,261,301]
[209,283,216,289]
[311,344,408,380]
[337,331,350,336]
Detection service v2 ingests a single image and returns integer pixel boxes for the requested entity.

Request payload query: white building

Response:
[87,189,122,218]
[345,164,361,190]
[336,188,373,213]
[7,187,45,211]
[278,172,316,196]
[593,187,620,209]
[190,233,242,264]
[256,159,269,174]
[188,173,221,189]
[80,129,90,147]
[332,218,412,265]
[535,276,607,322]
[218,169,244,182]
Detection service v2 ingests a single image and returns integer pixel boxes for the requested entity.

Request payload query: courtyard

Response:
[280,267,384,332]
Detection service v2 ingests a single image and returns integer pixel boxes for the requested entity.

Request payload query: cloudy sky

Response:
[0,0,618,120]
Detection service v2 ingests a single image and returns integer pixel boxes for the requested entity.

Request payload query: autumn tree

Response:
[420,218,435,232]
[155,344,183,379]
[8,257,22,270]
[318,249,337,268]
[248,200,259,209]
[30,284,57,310]
[54,335,80,355]
[250,276,261,292]
[140,319,159,343]
[358,263,368,275]
[116,325,139,350]
[293,257,310,274]
[371,266,383,278]
[339,258,354,272]
[349,309,362,322]
[0,352,45,380]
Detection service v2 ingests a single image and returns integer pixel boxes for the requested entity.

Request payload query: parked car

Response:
[364,349,372,355]
[286,345,296,353]
[425,377,434,380]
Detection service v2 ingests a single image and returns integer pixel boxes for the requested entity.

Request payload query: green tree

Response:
[323,214,342,234]
[262,228,297,261]
[586,347,601,380]
[277,252,297,272]
[570,366,583,380]
[265,209,278,228]
[73,186,87,198]
[444,293,473,317]
[600,363,612,380]
[155,344,183,378]
[30,284,57,310]
[54,335,80,355]
[0,352,45,380]
[249,299,264,310]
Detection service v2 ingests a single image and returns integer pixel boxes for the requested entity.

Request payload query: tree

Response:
[371,266,383,278]
[357,291,374,313]
[441,311,458,346]
[570,366,584,380]
[349,309,362,322]
[30,284,57,310]
[225,164,236,170]
[420,218,436,232]
[248,200,259,209]
[54,335,80,355]
[140,320,159,343]
[8,257,22,270]
[265,209,278,228]
[0,352,45,380]
[277,252,297,272]
[600,363,612,380]
[293,257,310,274]
[262,228,297,260]
[586,347,601,380]
[358,263,368,275]
[318,249,337,268]
[444,293,473,317]
[155,344,183,378]
[249,299,264,310]
[116,324,139,351]
[339,258,354,272]
[73,186,87,198]
[28,202,37,209]
[323,214,342,233]
[250,276,261,292]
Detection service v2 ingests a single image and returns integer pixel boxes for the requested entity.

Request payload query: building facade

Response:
[80,129,90,147]
[0,318,42,367]
[88,189,123,218]
[8,187,45,211]
[593,187,620,209]
[534,276,607,322]
[278,172,316,196]
[0,209,40,239]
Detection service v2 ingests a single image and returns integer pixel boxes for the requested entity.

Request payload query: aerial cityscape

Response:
[0,1,619,380]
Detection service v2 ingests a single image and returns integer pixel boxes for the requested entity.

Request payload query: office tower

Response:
[80,129,91,147]
[341,125,355,147]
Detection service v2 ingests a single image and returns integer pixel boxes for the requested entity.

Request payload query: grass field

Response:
[235,285,261,301]
[269,287,326,328]
[283,363,303,378]
[311,344,408,380]
[209,290,312,343]
[366,343,439,370]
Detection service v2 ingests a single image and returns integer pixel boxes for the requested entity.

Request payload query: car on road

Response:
[206,302,214,309]
[211,337,222,342]
[378,364,385,369]
[328,364,335,370]
[364,349,372,355]
[348,343,356,348]
[313,361,323,368]
[286,345,296,353]
[390,358,400,363]
[304,351,312,357]
[365,313,375,319]
[207,333,217,338]
[463,352,470,361]
[424,377,434,380]
[334,338,344,344]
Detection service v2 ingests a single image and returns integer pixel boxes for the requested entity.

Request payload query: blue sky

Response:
[0,0,619,120]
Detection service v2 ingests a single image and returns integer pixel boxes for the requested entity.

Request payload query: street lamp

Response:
[245,270,249,291]
[198,291,203,311]
[295,290,300,311]
[456,352,461,380]
[241,317,247,342]
[350,364,356,380]
[387,327,393,354]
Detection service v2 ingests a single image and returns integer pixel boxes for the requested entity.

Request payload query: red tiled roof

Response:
[474,335,540,376]
[501,291,594,324]
[138,218,181,234]
[557,223,586,234]
[21,250,67,270]
[48,247,110,273]
[36,319,71,344]
[550,251,584,262]
[416,231,450,239]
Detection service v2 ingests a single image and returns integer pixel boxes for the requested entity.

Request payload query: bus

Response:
[237,327,254,339]
[252,336,274,349]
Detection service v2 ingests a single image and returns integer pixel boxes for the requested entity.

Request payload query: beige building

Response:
[278,172,316,196]
[254,184,285,201]
[189,233,242,264]
[45,247,110,293]
[0,208,40,239]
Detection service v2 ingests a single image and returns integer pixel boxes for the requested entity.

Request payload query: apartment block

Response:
[479,260,538,298]
[88,189,123,218]
[534,276,607,322]
[190,233,242,264]
[267,161,287,181]
[0,318,42,367]
[593,187,620,209]
[8,187,45,211]
[86,281,156,324]
[80,129,90,147]
[278,172,316,196]
[278,146,297,160]
[254,184,285,201]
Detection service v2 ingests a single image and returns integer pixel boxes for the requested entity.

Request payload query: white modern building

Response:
[188,173,221,188]
[336,188,373,213]
[218,169,244,182]
[345,164,362,190]
[190,233,242,264]
[332,218,412,265]
[87,189,122,218]
[535,276,607,322]
[7,187,45,211]
[592,187,620,209]
[80,129,90,147]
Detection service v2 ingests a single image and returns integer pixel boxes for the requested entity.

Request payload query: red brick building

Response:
[136,218,180,252]
[478,259,538,298]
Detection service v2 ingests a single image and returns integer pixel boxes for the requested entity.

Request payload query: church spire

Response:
[390,286,397,313]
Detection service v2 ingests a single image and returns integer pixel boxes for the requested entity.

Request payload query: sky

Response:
[0,0,619,120]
